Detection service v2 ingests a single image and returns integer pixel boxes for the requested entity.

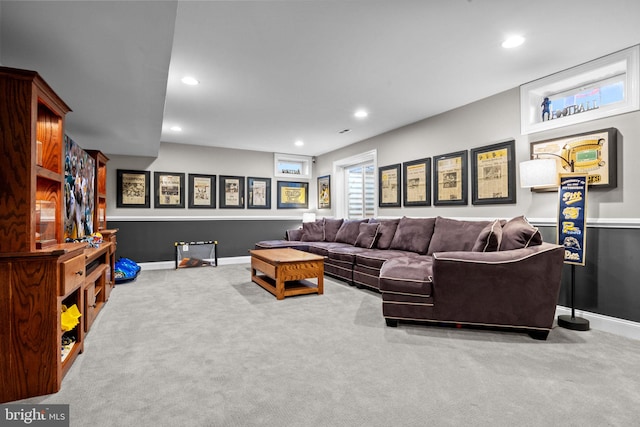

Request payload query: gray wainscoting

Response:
[539,226,640,323]
[109,219,301,263]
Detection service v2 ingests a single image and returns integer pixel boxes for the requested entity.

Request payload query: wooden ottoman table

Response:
[249,248,324,300]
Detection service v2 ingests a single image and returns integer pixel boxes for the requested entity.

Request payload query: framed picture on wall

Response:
[433,150,468,206]
[219,175,245,209]
[378,163,401,208]
[247,177,271,209]
[529,127,617,190]
[317,175,331,209]
[403,158,431,207]
[116,169,150,208]
[154,172,185,208]
[188,173,216,209]
[470,140,516,205]
[277,181,309,209]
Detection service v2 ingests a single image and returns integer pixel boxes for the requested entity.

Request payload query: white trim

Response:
[138,261,174,271]
[332,149,377,218]
[520,45,640,135]
[555,306,640,341]
[528,217,640,229]
[107,215,640,228]
[138,256,250,271]
[108,215,302,222]
[274,153,312,179]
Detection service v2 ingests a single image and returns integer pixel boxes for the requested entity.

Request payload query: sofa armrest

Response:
[431,242,564,330]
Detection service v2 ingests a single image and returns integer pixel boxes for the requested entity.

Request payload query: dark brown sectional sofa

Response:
[255,215,564,340]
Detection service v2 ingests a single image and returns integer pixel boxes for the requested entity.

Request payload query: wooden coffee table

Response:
[249,248,325,300]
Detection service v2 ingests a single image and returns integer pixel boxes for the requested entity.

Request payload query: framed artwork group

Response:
[116,127,614,212]
[378,139,518,208]
[116,171,314,210]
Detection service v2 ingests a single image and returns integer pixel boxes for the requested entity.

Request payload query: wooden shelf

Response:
[0,66,120,404]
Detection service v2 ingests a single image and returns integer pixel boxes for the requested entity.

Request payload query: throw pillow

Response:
[373,219,400,249]
[389,216,436,254]
[286,228,303,241]
[472,219,503,252]
[323,218,344,242]
[427,217,492,254]
[500,215,542,250]
[300,219,325,241]
[354,223,380,249]
[335,219,369,245]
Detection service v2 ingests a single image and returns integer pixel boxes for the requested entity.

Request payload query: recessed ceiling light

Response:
[354,110,368,118]
[502,35,525,49]
[181,76,199,86]
[295,140,304,147]
[170,126,182,132]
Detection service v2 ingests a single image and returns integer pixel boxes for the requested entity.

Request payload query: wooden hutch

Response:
[0,66,117,403]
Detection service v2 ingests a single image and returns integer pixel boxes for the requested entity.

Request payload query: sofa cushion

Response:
[370,218,400,249]
[354,223,380,249]
[389,217,436,255]
[472,219,503,252]
[323,218,344,242]
[301,220,325,241]
[307,241,346,257]
[354,249,414,269]
[335,219,369,245]
[328,245,370,263]
[500,216,542,250]
[379,257,434,296]
[286,228,303,241]
[427,217,491,254]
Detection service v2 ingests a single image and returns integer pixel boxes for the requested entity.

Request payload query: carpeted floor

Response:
[17,264,640,426]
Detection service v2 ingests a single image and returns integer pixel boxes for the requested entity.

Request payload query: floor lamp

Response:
[519,157,590,331]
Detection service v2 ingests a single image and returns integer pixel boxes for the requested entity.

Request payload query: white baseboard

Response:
[137,256,251,271]
[555,306,640,341]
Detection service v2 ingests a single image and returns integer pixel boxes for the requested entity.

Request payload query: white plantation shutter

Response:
[346,163,375,219]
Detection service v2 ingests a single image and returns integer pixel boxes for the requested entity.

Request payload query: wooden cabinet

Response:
[0,66,119,403]
[0,66,71,253]
[0,243,87,403]
[83,232,117,332]
[87,150,109,231]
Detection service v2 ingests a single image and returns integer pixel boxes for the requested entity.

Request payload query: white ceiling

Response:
[2,1,640,158]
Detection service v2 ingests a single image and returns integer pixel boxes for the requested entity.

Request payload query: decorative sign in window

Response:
[521,45,639,135]
[274,153,311,179]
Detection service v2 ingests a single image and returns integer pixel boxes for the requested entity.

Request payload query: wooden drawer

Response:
[61,254,85,296]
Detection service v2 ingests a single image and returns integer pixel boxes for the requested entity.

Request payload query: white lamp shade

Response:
[302,213,317,223]
[519,159,558,188]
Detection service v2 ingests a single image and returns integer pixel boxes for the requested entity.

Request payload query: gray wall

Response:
[106,85,640,324]
[315,87,639,221]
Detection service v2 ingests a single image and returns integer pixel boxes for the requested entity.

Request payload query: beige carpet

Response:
[17,264,640,426]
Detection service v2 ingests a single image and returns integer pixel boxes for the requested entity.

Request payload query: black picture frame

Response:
[154,171,185,208]
[403,158,431,207]
[470,140,517,205]
[247,177,271,209]
[378,163,401,208]
[116,169,150,208]
[277,181,309,209]
[317,175,331,209]
[433,150,468,206]
[219,175,245,209]
[188,173,216,209]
